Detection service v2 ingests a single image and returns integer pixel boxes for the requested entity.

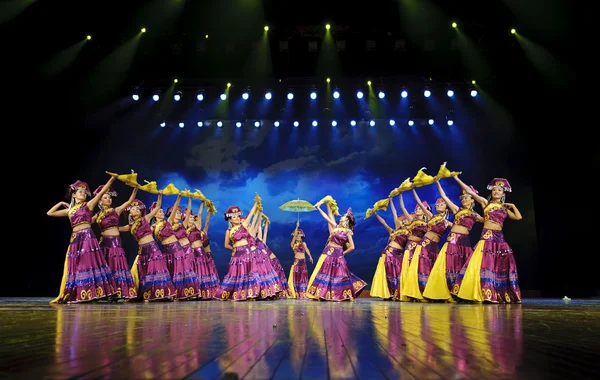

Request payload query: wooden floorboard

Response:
[0,298,599,379]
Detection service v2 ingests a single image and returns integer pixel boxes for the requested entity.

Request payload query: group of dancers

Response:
[46,164,522,304]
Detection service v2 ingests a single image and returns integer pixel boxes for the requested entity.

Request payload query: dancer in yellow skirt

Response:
[398,192,428,301]
[287,222,313,299]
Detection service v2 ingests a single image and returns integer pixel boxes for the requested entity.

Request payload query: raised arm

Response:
[182,195,193,228]
[195,202,204,230]
[224,229,233,251]
[304,242,313,263]
[343,233,355,255]
[249,211,261,237]
[453,175,487,207]
[115,186,138,215]
[262,221,269,243]
[398,193,413,223]
[167,193,183,225]
[87,174,118,211]
[412,188,434,219]
[145,193,163,221]
[242,200,259,229]
[47,201,70,217]
[290,221,300,248]
[388,196,401,229]
[203,211,211,234]
[503,203,523,221]
[316,203,336,228]
[374,211,394,234]
[435,179,459,214]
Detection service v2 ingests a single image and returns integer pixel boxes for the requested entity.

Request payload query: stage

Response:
[0,298,598,379]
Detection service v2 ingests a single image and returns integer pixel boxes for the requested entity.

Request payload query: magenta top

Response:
[187,225,202,243]
[68,203,92,227]
[454,208,478,231]
[484,203,508,227]
[293,242,305,253]
[131,218,152,241]
[390,228,409,247]
[229,225,252,244]
[200,231,210,247]
[96,208,120,231]
[329,227,352,246]
[408,220,427,238]
[153,220,175,243]
[428,215,449,236]
[172,223,188,240]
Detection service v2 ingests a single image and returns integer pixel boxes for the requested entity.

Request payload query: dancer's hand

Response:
[296,221,300,228]
[310,257,313,264]
[503,203,515,210]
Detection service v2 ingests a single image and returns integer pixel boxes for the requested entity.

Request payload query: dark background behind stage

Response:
[3,0,584,297]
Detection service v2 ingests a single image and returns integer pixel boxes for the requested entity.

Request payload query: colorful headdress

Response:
[344,208,356,232]
[224,206,241,221]
[126,199,146,216]
[182,208,194,218]
[93,185,117,197]
[292,229,305,237]
[415,201,431,212]
[240,215,247,221]
[397,214,407,221]
[166,205,182,217]
[487,178,512,193]
[435,198,446,206]
[461,185,479,196]
[66,180,91,199]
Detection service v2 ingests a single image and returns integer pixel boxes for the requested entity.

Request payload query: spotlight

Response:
[254,121,261,128]
[196,92,204,101]
[227,82,231,88]
[389,119,395,126]
[174,78,178,83]
[369,120,375,127]
[220,93,227,100]
[367,80,371,86]
[331,120,337,127]
[217,121,223,128]
[447,120,454,126]
[452,22,457,28]
[242,92,249,100]
[326,78,331,83]
[141,27,146,33]
[174,91,182,101]
[408,120,414,126]
[326,24,331,30]
[132,93,140,101]
[293,121,299,127]
[152,92,160,101]
[401,90,408,98]
[287,92,294,100]
[160,121,166,127]
[356,91,364,99]
[197,121,203,127]
[179,122,184,128]
[274,121,280,127]
[350,120,356,126]
[378,91,385,99]
[264,25,269,31]
[310,91,317,100]
[470,89,478,97]
[265,92,272,100]
[236,122,242,128]
[312,120,318,127]
[333,90,340,99]
[511,28,516,34]
[447,90,455,97]
[424,89,431,98]
[428,119,434,125]
[86,35,92,40]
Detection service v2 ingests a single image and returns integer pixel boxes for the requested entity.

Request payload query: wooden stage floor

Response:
[0,298,599,379]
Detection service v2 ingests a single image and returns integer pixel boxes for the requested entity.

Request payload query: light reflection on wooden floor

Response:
[0,298,599,379]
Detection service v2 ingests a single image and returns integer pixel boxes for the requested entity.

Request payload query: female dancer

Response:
[306,205,367,301]
[423,178,483,301]
[92,184,138,300]
[170,194,202,291]
[48,174,118,303]
[370,196,410,300]
[398,192,428,301]
[288,222,313,299]
[122,193,175,301]
[218,200,280,300]
[197,205,220,285]
[404,187,452,300]
[453,177,522,303]
[151,192,200,300]
[184,201,219,299]
[254,213,290,298]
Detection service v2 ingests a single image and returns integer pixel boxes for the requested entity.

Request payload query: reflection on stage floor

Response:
[0,298,598,379]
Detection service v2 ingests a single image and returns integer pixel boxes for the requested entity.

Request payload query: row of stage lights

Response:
[133,86,478,102]
[160,118,455,128]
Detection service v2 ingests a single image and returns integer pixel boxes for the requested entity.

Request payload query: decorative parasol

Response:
[279,198,317,222]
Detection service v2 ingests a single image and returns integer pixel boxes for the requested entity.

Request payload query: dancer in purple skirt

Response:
[288,222,313,299]
[306,204,367,301]
[423,178,483,301]
[92,184,138,301]
[169,193,201,295]
[197,205,220,284]
[252,212,290,298]
[454,177,523,303]
[151,192,200,300]
[184,201,220,299]
[48,174,118,304]
[404,187,452,300]
[122,192,175,301]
